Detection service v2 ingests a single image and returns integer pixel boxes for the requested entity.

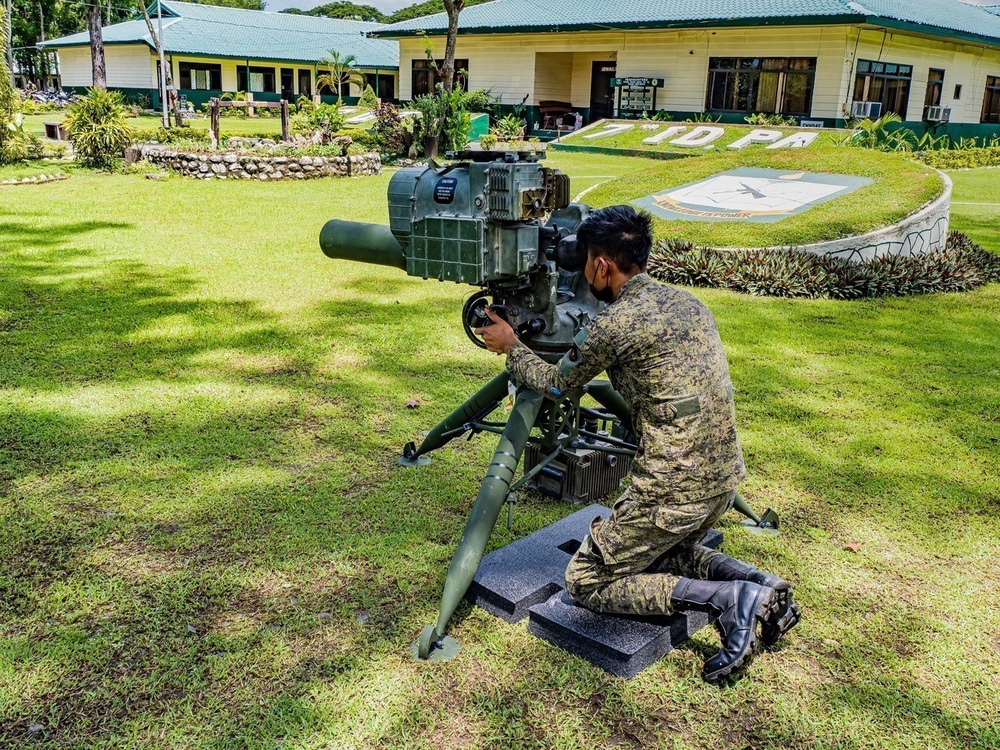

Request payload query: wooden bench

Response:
[43,121,67,140]
[538,100,573,130]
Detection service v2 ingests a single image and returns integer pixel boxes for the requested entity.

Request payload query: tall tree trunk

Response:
[3,0,14,86]
[88,0,106,89]
[440,0,464,93]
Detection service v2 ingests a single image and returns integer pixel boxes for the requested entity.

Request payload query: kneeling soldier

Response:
[477,205,800,682]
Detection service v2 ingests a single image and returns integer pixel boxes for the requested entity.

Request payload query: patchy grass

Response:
[0,156,998,749]
[0,160,72,182]
[583,147,943,249]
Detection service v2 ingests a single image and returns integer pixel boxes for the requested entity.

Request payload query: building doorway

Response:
[298,69,311,97]
[590,61,617,121]
[280,68,294,101]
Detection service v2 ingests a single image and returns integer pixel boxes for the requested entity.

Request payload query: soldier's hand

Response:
[475,307,518,355]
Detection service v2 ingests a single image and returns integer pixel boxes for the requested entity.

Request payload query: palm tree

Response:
[316,50,364,104]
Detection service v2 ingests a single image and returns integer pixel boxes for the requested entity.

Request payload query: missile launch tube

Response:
[319,219,406,271]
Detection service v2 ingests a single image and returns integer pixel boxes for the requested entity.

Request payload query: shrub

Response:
[745,113,797,127]
[133,127,211,145]
[20,97,58,114]
[919,146,1000,170]
[290,102,346,142]
[647,233,1000,299]
[370,102,409,155]
[357,84,379,109]
[412,91,448,144]
[65,89,133,170]
[461,88,492,113]
[490,114,524,141]
[441,87,471,151]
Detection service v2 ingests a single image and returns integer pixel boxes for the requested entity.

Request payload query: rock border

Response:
[0,173,70,186]
[134,145,380,180]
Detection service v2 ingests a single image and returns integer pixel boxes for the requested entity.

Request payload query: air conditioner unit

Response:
[851,101,883,119]
[924,106,952,123]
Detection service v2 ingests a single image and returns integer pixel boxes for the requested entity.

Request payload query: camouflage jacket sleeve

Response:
[506,316,619,399]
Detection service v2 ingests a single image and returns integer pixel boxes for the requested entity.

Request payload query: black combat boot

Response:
[670,578,776,683]
[707,556,802,649]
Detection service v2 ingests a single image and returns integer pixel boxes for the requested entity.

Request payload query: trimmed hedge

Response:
[648,233,1000,299]
[918,147,1000,170]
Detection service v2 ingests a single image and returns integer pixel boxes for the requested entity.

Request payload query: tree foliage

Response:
[1,5,40,163]
[281,2,386,22]
[316,50,363,102]
[386,0,489,23]
[187,0,266,10]
[281,0,492,24]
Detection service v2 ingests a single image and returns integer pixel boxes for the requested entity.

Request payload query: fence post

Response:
[281,99,290,142]
[209,98,220,150]
[247,92,255,118]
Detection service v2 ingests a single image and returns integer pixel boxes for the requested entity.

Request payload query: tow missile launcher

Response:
[320,150,779,661]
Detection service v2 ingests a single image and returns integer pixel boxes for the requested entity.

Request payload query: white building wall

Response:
[55,44,156,88]
[399,25,1000,124]
[849,27,1000,123]
[55,47,95,87]
[399,27,851,116]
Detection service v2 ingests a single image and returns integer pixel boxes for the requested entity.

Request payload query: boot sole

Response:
[703,586,776,684]
[761,599,802,649]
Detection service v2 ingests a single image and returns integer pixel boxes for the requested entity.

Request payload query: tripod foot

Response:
[412,625,460,661]
[398,441,431,467]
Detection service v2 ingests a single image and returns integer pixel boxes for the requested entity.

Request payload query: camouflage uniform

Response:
[506,273,745,617]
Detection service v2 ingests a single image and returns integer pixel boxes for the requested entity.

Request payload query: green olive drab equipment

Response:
[318,149,779,661]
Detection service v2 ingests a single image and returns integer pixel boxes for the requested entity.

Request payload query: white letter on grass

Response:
[583,123,635,140]
[766,132,819,149]
[727,129,782,150]
[670,126,725,147]
[642,126,687,145]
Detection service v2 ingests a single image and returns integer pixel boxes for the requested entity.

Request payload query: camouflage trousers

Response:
[565,488,736,616]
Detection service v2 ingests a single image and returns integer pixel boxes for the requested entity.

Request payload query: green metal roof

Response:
[41,1,399,69]
[373,0,1000,48]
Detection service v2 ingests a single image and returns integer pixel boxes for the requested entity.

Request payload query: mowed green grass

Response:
[1,154,998,749]
[580,147,943,248]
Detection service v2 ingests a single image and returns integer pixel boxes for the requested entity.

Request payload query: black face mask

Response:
[588,264,616,304]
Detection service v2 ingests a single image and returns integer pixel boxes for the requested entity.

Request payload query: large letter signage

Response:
[670,126,725,148]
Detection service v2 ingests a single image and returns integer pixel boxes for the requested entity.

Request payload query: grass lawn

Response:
[1,154,998,749]
[0,160,70,182]
[580,147,943,248]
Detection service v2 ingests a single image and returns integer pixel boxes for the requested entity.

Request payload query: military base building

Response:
[375,0,1000,139]
[41,1,399,109]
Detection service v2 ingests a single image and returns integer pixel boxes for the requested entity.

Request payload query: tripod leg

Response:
[415,388,543,659]
[400,371,511,466]
[586,380,634,436]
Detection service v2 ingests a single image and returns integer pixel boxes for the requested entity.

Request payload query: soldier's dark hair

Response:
[576,205,653,273]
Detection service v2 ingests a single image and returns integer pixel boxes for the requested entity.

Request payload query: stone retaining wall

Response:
[135,145,380,180]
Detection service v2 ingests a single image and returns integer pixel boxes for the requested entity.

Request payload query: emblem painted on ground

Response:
[633,168,873,223]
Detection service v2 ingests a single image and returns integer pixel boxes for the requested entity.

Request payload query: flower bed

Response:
[134,145,380,180]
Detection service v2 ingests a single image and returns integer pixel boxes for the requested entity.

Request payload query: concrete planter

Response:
[735,171,953,264]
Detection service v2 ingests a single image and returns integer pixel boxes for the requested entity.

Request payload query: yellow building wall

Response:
[56,47,397,100]
[849,27,1000,123]
[398,25,1000,124]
